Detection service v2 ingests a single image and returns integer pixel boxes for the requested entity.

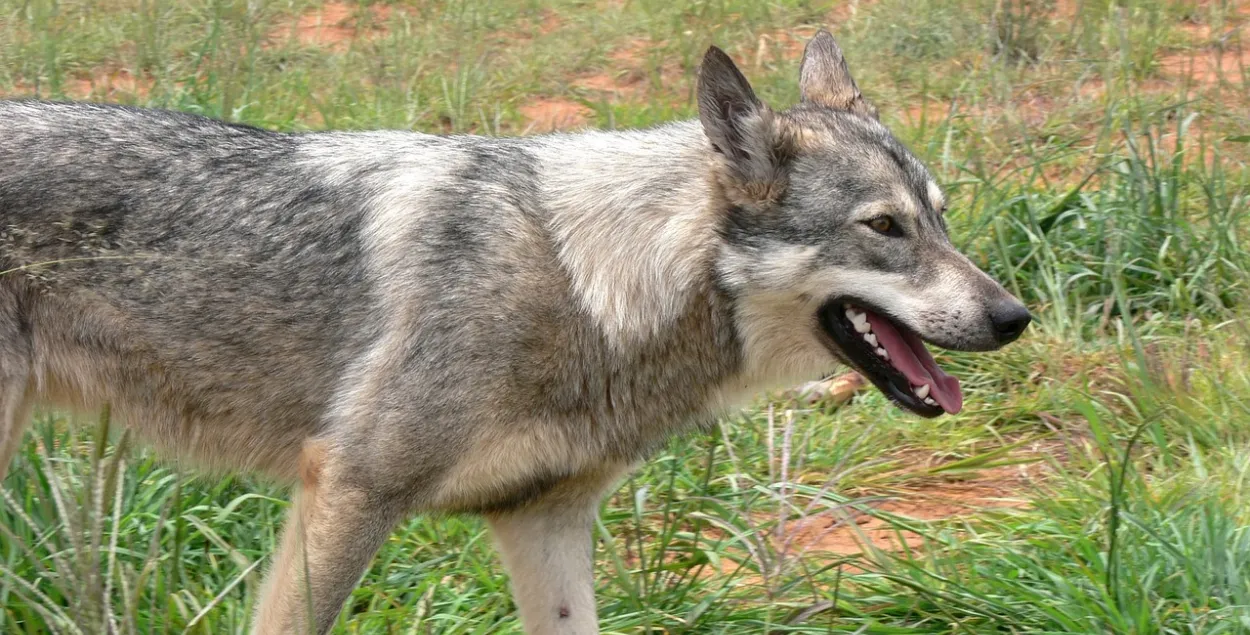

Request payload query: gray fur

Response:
[799,30,878,118]
[0,31,1027,634]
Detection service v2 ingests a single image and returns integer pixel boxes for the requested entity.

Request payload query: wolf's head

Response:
[705,31,1029,418]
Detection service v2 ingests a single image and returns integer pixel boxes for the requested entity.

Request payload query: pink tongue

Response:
[864,311,963,414]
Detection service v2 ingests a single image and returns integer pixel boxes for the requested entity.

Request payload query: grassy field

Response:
[2,0,1250,632]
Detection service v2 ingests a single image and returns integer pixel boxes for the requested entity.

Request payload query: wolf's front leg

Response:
[485,466,627,635]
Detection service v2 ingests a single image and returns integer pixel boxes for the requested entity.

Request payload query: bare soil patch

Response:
[1159,7,1248,87]
[268,2,394,51]
[536,9,563,36]
[573,37,674,101]
[1159,44,1249,87]
[65,68,154,101]
[519,97,593,133]
[783,441,1060,557]
[497,8,564,45]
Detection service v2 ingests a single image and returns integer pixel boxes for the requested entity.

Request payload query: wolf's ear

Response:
[799,30,877,119]
[698,46,788,205]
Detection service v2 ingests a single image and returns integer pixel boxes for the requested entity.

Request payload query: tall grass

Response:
[2,0,1249,632]
[0,411,277,633]
[950,109,1249,342]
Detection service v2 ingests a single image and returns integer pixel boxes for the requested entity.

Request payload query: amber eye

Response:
[867,215,899,236]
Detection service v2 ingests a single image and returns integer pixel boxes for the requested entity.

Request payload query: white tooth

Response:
[853,317,871,333]
[876,347,889,359]
[924,397,938,406]
[864,333,877,347]
[914,384,930,399]
[844,309,858,321]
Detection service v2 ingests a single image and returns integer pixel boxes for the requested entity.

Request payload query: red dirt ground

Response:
[267,2,394,51]
[518,98,593,132]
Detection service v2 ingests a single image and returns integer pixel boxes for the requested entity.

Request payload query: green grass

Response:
[2,0,1250,632]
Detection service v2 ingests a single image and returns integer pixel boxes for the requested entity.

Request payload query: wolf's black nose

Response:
[990,301,1031,345]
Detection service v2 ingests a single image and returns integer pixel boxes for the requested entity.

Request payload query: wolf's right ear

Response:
[698,46,787,205]
[799,30,877,119]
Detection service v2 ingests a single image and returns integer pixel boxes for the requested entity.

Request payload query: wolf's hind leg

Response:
[251,441,404,635]
[0,297,32,483]
[0,376,32,484]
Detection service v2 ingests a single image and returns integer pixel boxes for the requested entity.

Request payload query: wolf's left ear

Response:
[799,30,877,119]
[698,46,789,205]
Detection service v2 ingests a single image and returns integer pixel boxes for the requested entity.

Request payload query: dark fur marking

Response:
[469,470,567,515]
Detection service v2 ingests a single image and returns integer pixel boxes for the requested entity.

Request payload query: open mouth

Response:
[817,300,963,418]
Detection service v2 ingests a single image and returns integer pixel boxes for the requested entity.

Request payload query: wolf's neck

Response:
[532,121,724,349]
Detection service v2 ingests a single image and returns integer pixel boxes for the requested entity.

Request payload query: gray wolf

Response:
[0,31,1029,633]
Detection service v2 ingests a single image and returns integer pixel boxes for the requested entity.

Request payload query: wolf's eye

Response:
[866,215,901,237]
